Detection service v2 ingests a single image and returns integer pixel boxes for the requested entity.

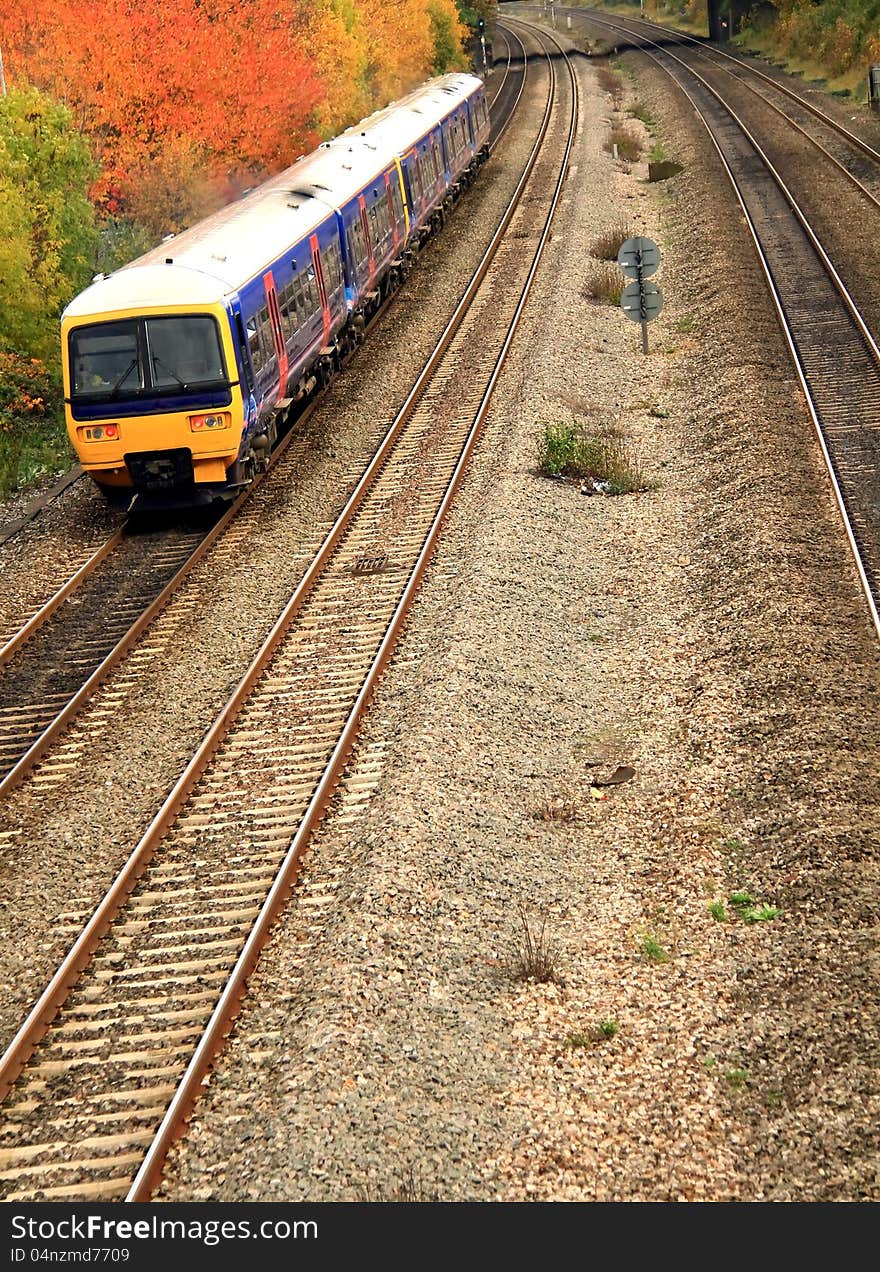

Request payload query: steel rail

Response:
[571,4,880,167]
[552,6,880,636]
[0,467,84,549]
[0,530,123,670]
[487,24,528,152]
[576,7,880,214]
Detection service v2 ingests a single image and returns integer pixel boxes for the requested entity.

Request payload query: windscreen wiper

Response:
[109,358,138,397]
[152,355,186,388]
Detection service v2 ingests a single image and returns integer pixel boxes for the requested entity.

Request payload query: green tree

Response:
[0,85,99,359]
[429,0,469,72]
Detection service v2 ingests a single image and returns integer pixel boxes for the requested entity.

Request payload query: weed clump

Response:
[582,261,623,305]
[606,124,642,162]
[639,933,670,964]
[537,422,650,495]
[509,901,561,985]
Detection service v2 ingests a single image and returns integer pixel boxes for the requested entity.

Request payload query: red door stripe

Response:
[263,270,288,405]
[309,235,332,346]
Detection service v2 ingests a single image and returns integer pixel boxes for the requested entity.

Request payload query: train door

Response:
[384,170,401,253]
[357,196,376,291]
[309,235,332,345]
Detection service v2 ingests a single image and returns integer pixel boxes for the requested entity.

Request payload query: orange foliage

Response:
[0,2,326,210]
[0,1,468,225]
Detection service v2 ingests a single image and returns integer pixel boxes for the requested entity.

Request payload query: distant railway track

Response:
[0,22,576,1201]
[521,3,880,636]
[0,38,530,800]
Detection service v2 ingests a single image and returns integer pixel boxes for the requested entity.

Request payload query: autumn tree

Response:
[0,1,471,232]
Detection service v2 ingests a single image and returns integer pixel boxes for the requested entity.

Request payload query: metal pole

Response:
[637,250,649,354]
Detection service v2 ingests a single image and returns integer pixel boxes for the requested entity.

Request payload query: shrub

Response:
[606,124,642,162]
[582,262,623,305]
[591,222,637,261]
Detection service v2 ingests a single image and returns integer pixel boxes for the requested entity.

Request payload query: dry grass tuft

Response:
[509,901,562,985]
[591,222,638,261]
[582,261,623,305]
[605,124,643,162]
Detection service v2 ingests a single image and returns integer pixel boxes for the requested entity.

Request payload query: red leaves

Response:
[0,2,468,231]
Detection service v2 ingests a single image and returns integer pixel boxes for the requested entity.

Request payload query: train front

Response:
[61,266,246,508]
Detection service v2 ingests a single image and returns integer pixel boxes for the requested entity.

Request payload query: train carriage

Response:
[61,72,491,510]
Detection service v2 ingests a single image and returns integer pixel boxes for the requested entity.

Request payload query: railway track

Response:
[0,44,529,800]
[526,3,880,633]
[0,23,575,1202]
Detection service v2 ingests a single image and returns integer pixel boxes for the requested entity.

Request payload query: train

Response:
[61,73,492,510]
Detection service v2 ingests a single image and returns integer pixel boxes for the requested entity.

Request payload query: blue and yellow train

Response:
[61,73,491,509]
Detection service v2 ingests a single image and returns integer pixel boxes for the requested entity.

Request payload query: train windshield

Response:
[69,316,228,403]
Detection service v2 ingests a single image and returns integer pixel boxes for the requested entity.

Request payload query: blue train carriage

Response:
[268,142,410,346]
[335,73,490,251]
[61,177,351,507]
[61,73,491,509]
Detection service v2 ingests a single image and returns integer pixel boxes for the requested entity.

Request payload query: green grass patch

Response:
[639,933,670,964]
[537,422,650,495]
[743,904,781,924]
[727,891,781,924]
[708,900,727,922]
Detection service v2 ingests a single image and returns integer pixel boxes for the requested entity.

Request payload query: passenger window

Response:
[257,307,274,364]
[247,317,264,373]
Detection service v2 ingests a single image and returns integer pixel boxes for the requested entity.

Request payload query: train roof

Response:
[62,263,233,318]
[62,72,486,322]
[335,73,484,158]
[63,186,333,319]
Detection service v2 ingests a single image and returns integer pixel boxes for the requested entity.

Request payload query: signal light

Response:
[188,412,231,433]
[77,424,119,442]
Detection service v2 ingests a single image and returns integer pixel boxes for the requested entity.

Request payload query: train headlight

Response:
[189,412,231,432]
[77,424,120,442]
